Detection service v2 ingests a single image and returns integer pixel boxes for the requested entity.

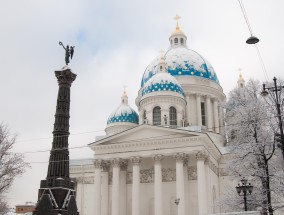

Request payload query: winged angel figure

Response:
[59,41,75,65]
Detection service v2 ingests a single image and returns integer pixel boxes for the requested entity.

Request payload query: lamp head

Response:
[246,35,259,44]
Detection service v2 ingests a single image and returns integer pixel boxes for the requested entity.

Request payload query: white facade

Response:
[70,20,231,215]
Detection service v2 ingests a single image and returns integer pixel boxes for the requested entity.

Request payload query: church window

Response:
[169,107,177,126]
[201,102,206,126]
[180,38,184,45]
[174,38,178,45]
[153,106,161,125]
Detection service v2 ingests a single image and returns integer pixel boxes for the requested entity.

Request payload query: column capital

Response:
[111,158,122,168]
[204,95,212,100]
[173,152,187,162]
[94,159,103,169]
[152,154,163,163]
[195,93,202,98]
[102,160,110,172]
[130,156,141,166]
[196,150,208,160]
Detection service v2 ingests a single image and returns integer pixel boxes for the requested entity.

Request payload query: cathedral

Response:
[70,18,237,215]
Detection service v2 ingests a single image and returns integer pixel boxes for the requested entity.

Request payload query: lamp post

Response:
[236,178,253,211]
[261,77,284,160]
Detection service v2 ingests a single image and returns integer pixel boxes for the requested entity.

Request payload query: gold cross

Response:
[160,50,164,58]
[174,14,181,27]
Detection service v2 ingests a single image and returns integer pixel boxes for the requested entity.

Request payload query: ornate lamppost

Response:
[236,178,253,211]
[261,77,284,160]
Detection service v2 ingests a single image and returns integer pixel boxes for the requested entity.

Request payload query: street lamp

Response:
[246,35,259,44]
[261,77,284,160]
[236,178,253,211]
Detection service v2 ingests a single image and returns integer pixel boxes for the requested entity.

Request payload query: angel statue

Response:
[59,41,75,65]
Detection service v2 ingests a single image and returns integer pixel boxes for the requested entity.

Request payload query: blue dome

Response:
[142,72,184,97]
[141,47,219,87]
[107,103,139,125]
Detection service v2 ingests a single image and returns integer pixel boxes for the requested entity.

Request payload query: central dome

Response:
[141,47,219,87]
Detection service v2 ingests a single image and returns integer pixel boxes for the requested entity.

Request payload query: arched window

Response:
[169,107,177,126]
[153,106,161,125]
[174,38,178,45]
[180,38,184,45]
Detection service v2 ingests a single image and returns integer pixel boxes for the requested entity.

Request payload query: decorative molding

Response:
[75,176,94,184]
[102,161,110,172]
[196,150,208,160]
[130,156,141,166]
[152,154,163,163]
[173,152,187,162]
[188,166,197,180]
[162,168,176,182]
[110,158,122,167]
[219,168,228,176]
[94,159,102,169]
[140,168,154,183]
[120,160,128,171]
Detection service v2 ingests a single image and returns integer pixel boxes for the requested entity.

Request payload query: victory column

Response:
[33,42,79,215]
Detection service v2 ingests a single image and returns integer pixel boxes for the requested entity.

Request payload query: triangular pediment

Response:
[90,125,203,147]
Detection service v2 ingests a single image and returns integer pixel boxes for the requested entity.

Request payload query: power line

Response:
[18,114,281,158]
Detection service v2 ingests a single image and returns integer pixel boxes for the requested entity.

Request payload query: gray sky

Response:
[1,0,284,207]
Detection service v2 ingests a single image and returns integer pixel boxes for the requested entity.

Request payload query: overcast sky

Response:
[1,0,284,207]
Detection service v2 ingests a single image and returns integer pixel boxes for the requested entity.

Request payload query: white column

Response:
[213,98,220,133]
[219,105,225,136]
[94,159,102,215]
[153,155,163,215]
[130,156,141,215]
[101,161,110,215]
[205,96,213,131]
[174,153,186,215]
[120,160,128,215]
[186,95,190,125]
[111,158,121,215]
[196,151,207,215]
[196,94,202,126]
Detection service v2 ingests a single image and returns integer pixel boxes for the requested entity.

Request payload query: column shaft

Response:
[174,153,186,215]
[111,159,121,215]
[213,99,220,133]
[196,151,207,215]
[131,157,141,215]
[186,96,190,125]
[153,155,163,215]
[94,160,102,215]
[206,96,213,131]
[196,94,202,126]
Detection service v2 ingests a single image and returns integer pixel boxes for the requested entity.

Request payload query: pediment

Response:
[90,125,202,147]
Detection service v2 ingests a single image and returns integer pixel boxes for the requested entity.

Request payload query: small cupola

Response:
[237,70,245,88]
[169,15,187,48]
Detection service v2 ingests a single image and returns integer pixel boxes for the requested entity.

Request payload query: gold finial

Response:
[160,50,164,58]
[174,14,181,30]
[123,85,127,94]
[238,68,243,79]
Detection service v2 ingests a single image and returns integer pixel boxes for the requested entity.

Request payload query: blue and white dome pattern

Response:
[107,104,139,125]
[141,47,219,87]
[142,72,184,97]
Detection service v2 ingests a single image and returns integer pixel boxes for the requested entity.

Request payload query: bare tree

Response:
[0,123,29,209]
[223,79,284,214]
